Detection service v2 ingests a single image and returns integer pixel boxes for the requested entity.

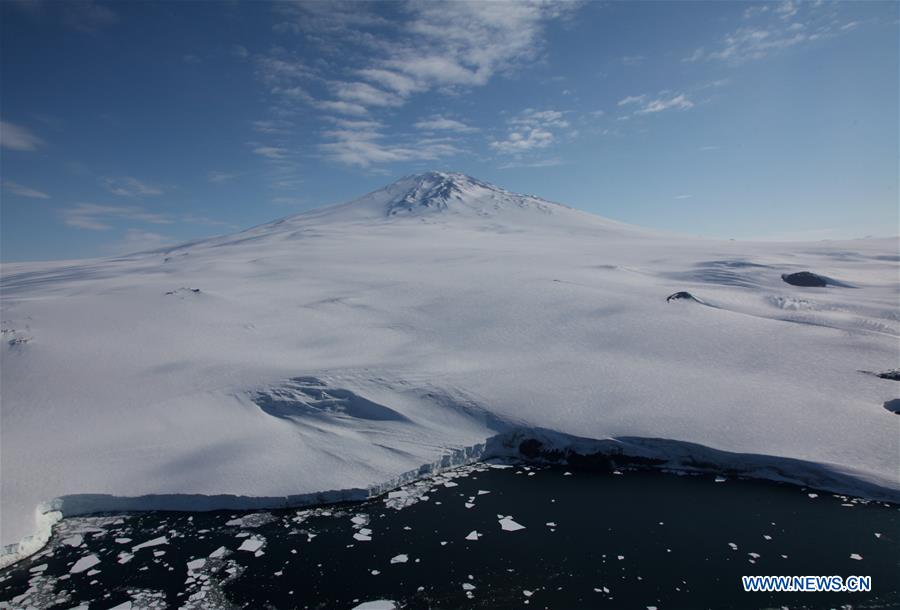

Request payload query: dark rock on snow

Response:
[667,291,696,303]
[782,271,828,287]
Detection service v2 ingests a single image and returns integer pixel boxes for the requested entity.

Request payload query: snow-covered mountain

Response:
[2,172,898,566]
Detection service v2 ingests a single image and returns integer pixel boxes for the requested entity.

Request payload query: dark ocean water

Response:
[1,463,897,609]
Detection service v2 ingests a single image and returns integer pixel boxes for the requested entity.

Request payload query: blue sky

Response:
[1,0,897,261]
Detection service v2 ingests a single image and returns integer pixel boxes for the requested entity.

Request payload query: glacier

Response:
[1,171,898,567]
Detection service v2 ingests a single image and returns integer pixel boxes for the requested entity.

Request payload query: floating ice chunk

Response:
[464,503,474,509]
[187,558,206,571]
[617,555,624,560]
[477,490,490,495]
[714,476,726,483]
[352,602,396,610]
[70,554,100,574]
[462,583,475,591]
[354,528,373,542]
[114,538,131,544]
[117,552,133,564]
[370,570,380,576]
[523,590,533,597]
[850,553,863,560]
[875,532,882,538]
[499,517,525,532]
[153,550,165,557]
[108,602,132,610]
[132,536,167,552]
[748,552,760,559]
[237,537,264,553]
[62,535,83,547]
[808,493,818,499]
[465,530,481,541]
[28,563,47,573]
[546,522,557,527]
[390,554,408,564]
[728,542,738,550]
[444,482,458,488]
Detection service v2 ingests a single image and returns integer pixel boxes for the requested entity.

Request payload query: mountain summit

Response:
[306,171,571,223]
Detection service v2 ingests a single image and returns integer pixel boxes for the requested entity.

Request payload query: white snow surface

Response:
[1,171,898,564]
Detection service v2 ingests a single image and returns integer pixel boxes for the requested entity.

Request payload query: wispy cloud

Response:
[251,1,578,169]
[251,145,290,160]
[108,229,173,254]
[62,203,173,231]
[207,171,237,184]
[621,55,644,66]
[251,119,295,135]
[2,179,49,199]
[61,0,118,32]
[674,194,693,200]
[414,116,479,133]
[491,109,571,156]
[320,125,462,168]
[0,120,44,151]
[618,93,694,117]
[684,0,851,63]
[618,95,646,107]
[101,176,163,197]
[635,93,694,114]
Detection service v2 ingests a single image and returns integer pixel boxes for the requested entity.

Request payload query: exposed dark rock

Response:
[876,370,900,381]
[667,291,695,303]
[883,399,900,415]
[781,271,828,287]
[516,437,665,470]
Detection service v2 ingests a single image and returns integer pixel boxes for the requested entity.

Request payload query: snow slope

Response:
[2,172,898,565]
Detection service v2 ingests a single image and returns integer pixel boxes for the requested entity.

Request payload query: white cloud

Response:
[109,229,173,254]
[414,116,479,133]
[101,177,163,197]
[491,109,570,155]
[491,128,555,154]
[232,44,249,58]
[2,180,49,199]
[685,1,846,63]
[618,93,694,116]
[498,157,564,169]
[331,81,403,108]
[62,204,173,231]
[320,121,461,168]
[183,54,202,65]
[263,1,577,118]
[0,120,43,151]
[635,93,694,114]
[62,0,117,32]
[251,119,294,134]
[207,171,237,183]
[314,100,368,116]
[252,146,289,160]
[618,95,646,106]
[621,55,644,66]
[674,194,693,200]
[356,68,421,96]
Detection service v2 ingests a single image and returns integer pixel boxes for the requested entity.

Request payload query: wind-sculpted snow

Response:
[1,172,898,566]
